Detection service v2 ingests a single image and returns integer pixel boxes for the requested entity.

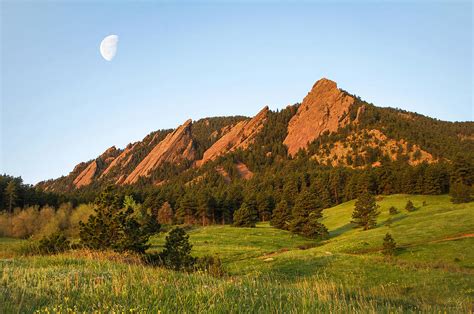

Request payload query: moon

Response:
[100,35,118,61]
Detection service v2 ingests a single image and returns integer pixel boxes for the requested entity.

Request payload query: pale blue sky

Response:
[1,1,472,184]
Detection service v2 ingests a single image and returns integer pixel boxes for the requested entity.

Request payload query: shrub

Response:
[157,201,174,224]
[38,233,71,254]
[67,204,94,237]
[388,206,399,215]
[405,200,416,212]
[194,255,226,277]
[382,233,397,256]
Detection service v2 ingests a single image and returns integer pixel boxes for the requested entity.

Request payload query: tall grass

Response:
[1,251,470,313]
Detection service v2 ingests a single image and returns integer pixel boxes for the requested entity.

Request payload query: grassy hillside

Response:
[1,195,473,312]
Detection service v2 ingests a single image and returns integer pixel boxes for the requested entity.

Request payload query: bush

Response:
[405,200,416,212]
[194,255,226,277]
[388,206,399,215]
[38,233,71,254]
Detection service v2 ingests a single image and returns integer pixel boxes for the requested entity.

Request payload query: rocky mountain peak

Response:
[283,78,355,156]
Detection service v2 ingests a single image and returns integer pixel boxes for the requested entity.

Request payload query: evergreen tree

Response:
[451,155,474,186]
[382,233,396,256]
[405,200,416,212]
[4,181,17,213]
[289,190,328,239]
[232,201,258,227]
[450,183,473,204]
[176,194,197,224]
[159,227,195,271]
[351,192,380,230]
[256,194,273,222]
[270,200,291,230]
[79,187,158,254]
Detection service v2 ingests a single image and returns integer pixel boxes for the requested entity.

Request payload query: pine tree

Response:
[270,200,291,230]
[450,183,473,204]
[159,227,195,271]
[79,187,158,254]
[289,190,328,239]
[256,194,273,222]
[232,201,258,227]
[176,194,197,225]
[451,155,474,186]
[351,192,380,230]
[382,233,396,256]
[4,181,17,213]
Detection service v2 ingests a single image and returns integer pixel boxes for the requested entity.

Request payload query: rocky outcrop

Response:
[100,143,137,178]
[235,162,253,180]
[123,119,195,184]
[73,161,97,188]
[284,78,355,156]
[196,106,269,166]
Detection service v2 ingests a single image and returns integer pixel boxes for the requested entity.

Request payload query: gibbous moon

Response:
[100,35,118,61]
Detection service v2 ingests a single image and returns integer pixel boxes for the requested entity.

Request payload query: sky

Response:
[1,1,472,184]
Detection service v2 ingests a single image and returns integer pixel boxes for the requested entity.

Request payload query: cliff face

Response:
[196,106,269,166]
[100,143,137,178]
[73,161,97,188]
[122,119,195,184]
[71,146,119,188]
[283,78,355,156]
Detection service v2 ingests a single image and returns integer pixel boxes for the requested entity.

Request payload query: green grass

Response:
[1,194,473,312]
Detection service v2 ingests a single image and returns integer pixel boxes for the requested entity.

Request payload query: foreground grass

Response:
[1,194,473,312]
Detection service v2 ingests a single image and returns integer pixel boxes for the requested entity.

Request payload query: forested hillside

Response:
[3,79,472,233]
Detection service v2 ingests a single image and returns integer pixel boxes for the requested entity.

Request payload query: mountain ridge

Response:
[37,78,474,192]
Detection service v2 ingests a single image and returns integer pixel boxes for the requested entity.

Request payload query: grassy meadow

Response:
[1,194,473,312]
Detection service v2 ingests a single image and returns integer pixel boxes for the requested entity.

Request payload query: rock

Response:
[100,143,138,178]
[123,119,195,184]
[196,106,269,166]
[235,162,253,180]
[73,161,97,188]
[283,78,355,156]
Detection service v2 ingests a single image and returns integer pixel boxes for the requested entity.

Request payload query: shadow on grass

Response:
[265,255,333,281]
[381,214,408,227]
[329,223,353,238]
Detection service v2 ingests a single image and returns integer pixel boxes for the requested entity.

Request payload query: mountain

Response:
[37,78,474,193]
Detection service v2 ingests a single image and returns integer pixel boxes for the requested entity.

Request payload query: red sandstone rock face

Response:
[100,143,137,178]
[73,161,97,188]
[196,106,269,166]
[283,78,355,156]
[123,119,195,184]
